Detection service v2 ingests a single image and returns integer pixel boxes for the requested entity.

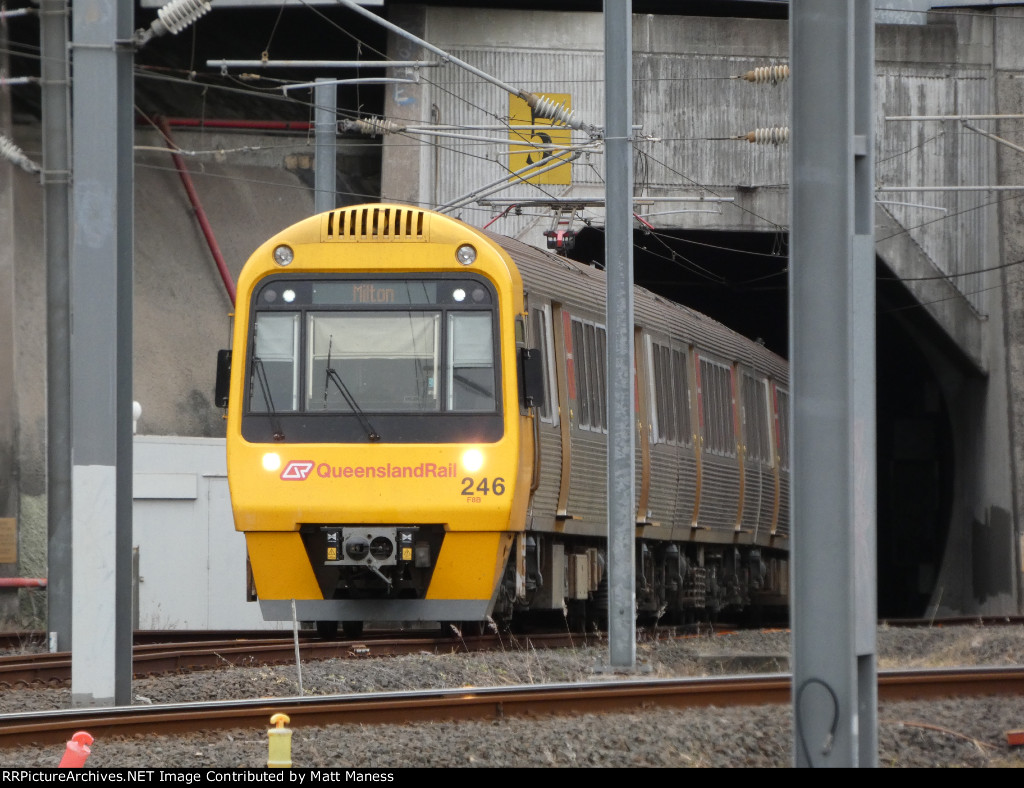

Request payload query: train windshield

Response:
[244,275,501,441]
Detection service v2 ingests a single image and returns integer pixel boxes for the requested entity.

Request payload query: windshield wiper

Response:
[251,356,285,441]
[323,336,381,442]
[453,373,493,399]
[325,368,382,442]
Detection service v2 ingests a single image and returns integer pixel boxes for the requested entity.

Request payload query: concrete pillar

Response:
[0,14,20,621]
[381,4,433,207]
[995,7,1024,614]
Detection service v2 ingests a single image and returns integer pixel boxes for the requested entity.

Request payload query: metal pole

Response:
[70,0,134,707]
[40,0,72,654]
[314,80,337,214]
[789,0,877,766]
[604,0,635,669]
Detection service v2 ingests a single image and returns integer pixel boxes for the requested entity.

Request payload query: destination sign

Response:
[257,278,493,308]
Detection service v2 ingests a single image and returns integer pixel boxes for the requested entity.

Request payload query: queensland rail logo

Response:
[280,460,315,480]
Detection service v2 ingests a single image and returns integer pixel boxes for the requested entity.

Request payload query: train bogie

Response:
[220,204,790,636]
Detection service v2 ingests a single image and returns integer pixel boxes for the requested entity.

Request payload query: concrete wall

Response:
[381,8,1000,372]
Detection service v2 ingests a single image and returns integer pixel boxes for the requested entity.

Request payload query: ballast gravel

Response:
[3,624,1024,768]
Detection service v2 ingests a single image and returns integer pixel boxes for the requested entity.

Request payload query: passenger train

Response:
[215,203,790,637]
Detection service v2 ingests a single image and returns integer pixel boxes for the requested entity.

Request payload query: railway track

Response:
[1,666,1023,749]
[0,630,600,687]
[2,615,1022,687]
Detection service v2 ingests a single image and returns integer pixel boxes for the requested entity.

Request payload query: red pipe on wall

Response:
[155,116,237,306]
[0,578,47,587]
[158,117,314,132]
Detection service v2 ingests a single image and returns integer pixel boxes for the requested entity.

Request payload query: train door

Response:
[550,303,574,520]
[738,366,775,540]
[693,350,742,534]
[526,298,562,523]
[634,327,652,524]
[643,333,696,529]
[565,311,608,526]
[770,382,791,541]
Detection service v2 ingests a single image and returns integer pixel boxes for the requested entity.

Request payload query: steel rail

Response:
[2,667,1024,749]
[0,632,598,686]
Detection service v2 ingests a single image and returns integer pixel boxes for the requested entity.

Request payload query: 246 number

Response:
[461,477,506,496]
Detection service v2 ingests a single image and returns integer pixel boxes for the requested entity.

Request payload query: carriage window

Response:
[571,317,606,432]
[648,338,691,446]
[250,313,300,412]
[307,312,439,412]
[448,312,496,411]
[775,386,791,471]
[741,371,772,465]
[699,356,736,457]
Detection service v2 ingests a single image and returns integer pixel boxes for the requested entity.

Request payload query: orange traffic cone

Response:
[59,731,93,768]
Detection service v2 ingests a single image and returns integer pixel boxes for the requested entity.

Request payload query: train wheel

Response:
[315,620,339,640]
[342,620,364,638]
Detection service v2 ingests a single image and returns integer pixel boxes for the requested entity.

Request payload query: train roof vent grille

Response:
[324,206,426,242]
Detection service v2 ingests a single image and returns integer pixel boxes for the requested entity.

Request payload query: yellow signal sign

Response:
[508,93,572,185]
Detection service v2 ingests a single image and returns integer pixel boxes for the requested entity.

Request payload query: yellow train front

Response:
[219,205,539,637]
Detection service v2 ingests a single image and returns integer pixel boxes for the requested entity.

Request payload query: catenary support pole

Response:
[40,0,72,653]
[70,0,134,707]
[315,80,337,214]
[789,1,878,766]
[604,0,636,669]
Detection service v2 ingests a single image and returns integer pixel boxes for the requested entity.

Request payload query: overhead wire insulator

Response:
[0,133,41,173]
[155,0,212,35]
[735,127,790,145]
[521,92,593,134]
[342,116,404,137]
[135,0,212,47]
[734,64,790,85]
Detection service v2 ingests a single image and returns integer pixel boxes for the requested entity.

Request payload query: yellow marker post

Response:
[267,713,292,768]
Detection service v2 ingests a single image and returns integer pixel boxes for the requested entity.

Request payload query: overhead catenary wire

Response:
[19,3,1003,288]
[207,60,438,70]
[438,150,582,213]
[0,0,1011,337]
[130,54,1015,270]
[281,77,419,93]
[340,116,603,152]
[331,0,598,136]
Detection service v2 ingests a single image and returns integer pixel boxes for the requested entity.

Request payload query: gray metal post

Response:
[314,79,337,213]
[70,0,134,707]
[40,0,72,654]
[789,1,877,766]
[604,0,636,669]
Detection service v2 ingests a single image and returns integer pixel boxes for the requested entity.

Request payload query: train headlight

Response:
[462,448,484,472]
[262,452,281,471]
[455,244,477,266]
[272,245,295,266]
